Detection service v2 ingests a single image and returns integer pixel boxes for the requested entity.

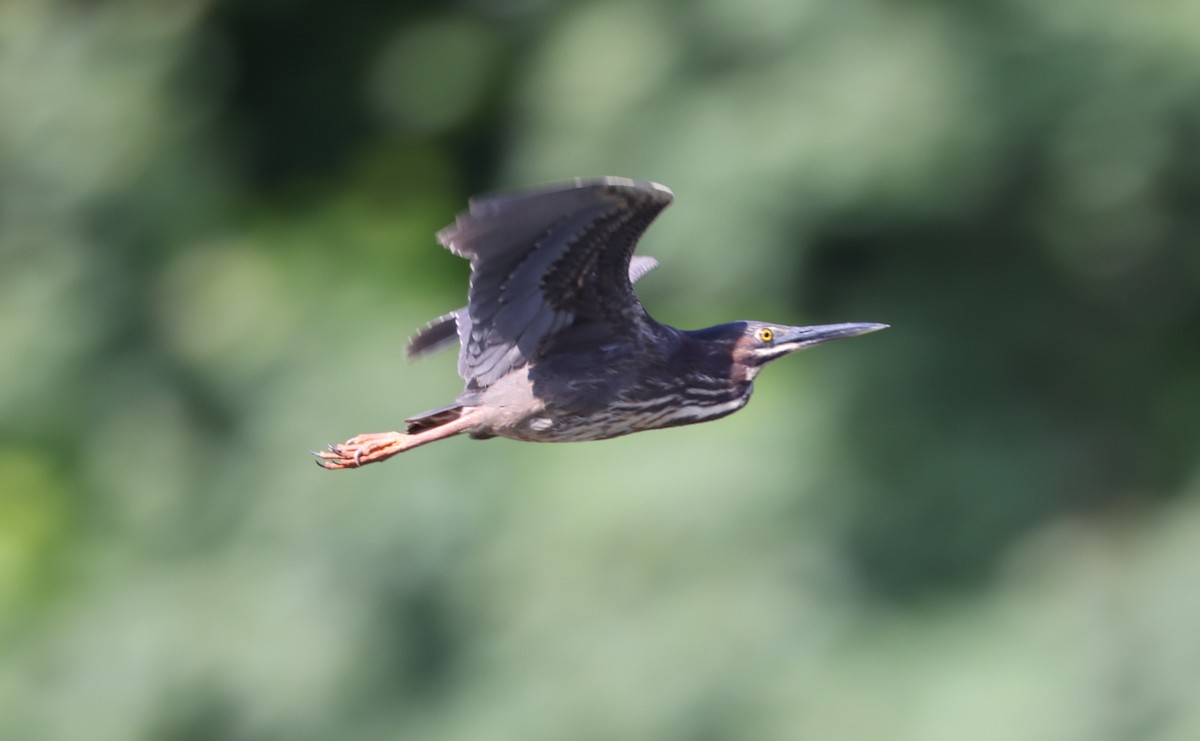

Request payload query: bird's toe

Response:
[313,431,406,470]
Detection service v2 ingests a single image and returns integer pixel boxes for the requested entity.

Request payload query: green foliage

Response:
[2,0,1199,738]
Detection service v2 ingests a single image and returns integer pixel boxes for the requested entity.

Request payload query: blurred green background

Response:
[3,0,1200,739]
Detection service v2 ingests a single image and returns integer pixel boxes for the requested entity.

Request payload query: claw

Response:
[311,441,361,470]
[314,431,408,470]
[312,447,346,468]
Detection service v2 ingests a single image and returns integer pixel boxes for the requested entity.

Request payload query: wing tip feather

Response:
[436,176,672,255]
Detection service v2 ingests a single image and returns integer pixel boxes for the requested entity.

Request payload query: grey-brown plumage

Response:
[316,177,886,469]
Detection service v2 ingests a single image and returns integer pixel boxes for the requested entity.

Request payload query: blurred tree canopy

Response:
[2,0,1199,739]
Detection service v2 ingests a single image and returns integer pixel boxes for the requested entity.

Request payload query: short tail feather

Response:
[407,310,461,359]
[404,404,465,435]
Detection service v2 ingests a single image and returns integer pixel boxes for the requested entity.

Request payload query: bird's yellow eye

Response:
[756,327,774,343]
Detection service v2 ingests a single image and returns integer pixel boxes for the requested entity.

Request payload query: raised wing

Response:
[436,177,673,388]
[406,255,661,359]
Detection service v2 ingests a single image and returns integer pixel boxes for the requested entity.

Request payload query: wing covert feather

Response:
[406,255,662,360]
[434,177,673,388]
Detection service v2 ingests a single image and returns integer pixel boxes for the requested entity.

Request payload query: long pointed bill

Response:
[775,322,889,352]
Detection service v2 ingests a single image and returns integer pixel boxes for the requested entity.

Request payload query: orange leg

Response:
[314,411,480,470]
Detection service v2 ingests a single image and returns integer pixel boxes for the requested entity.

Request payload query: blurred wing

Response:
[436,177,673,388]
[405,255,661,360]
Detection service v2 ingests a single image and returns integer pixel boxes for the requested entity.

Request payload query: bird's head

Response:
[726,321,888,380]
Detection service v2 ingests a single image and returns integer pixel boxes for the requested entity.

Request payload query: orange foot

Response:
[313,431,406,470]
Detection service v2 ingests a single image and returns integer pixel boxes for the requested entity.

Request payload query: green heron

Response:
[315,177,886,469]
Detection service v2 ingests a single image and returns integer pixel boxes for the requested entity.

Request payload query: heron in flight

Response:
[316,177,885,469]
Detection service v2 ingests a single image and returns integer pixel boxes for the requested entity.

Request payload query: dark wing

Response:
[406,255,661,359]
[436,177,673,388]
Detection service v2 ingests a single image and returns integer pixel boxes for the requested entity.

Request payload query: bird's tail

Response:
[404,403,466,435]
[407,310,461,358]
